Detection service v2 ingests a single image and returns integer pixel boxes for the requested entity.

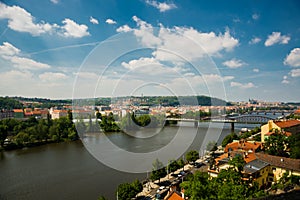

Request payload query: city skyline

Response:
[0,0,300,102]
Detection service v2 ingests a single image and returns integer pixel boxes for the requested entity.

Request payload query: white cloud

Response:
[39,72,67,81]
[264,32,290,46]
[74,72,99,79]
[222,58,247,69]
[253,68,259,73]
[105,18,117,25]
[8,56,51,70]
[90,16,99,25]
[282,75,289,84]
[121,57,160,70]
[252,13,259,20]
[145,0,177,12]
[0,42,51,70]
[116,25,132,33]
[0,42,20,56]
[0,2,90,38]
[230,81,255,89]
[0,2,55,36]
[290,69,300,77]
[120,17,239,62]
[50,0,59,4]
[284,48,300,67]
[249,37,261,44]
[61,18,90,38]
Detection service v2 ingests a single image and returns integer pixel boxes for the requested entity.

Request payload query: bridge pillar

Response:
[194,121,198,128]
[231,122,235,133]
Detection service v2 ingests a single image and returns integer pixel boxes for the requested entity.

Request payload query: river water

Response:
[0,122,259,200]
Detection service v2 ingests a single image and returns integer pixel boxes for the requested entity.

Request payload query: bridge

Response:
[166,113,286,131]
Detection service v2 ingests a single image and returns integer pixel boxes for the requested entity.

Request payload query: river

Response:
[0,122,259,200]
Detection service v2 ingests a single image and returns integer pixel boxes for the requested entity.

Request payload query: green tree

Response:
[0,125,8,147]
[222,133,238,147]
[289,133,300,159]
[116,183,137,200]
[264,129,290,157]
[186,150,199,163]
[228,154,246,173]
[150,159,166,183]
[14,131,30,146]
[169,159,180,173]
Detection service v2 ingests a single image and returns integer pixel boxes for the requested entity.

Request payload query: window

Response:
[272,167,276,171]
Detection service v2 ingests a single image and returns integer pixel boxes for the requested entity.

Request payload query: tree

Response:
[116,179,143,200]
[222,133,238,147]
[264,129,290,157]
[117,183,137,200]
[169,159,180,173]
[228,154,246,173]
[150,159,166,183]
[186,150,199,163]
[0,125,8,147]
[289,133,300,159]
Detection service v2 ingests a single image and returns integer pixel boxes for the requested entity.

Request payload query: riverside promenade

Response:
[136,158,208,199]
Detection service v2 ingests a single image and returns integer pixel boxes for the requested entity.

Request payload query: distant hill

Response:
[0,95,229,109]
[0,97,23,109]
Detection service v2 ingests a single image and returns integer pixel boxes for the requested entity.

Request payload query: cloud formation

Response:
[230,81,255,89]
[145,0,177,12]
[222,58,247,69]
[264,32,290,46]
[0,2,90,38]
[117,16,239,62]
[284,48,300,67]
[0,42,51,70]
[61,18,90,38]
[249,37,261,44]
[290,69,300,77]
[106,19,117,24]
[90,16,99,25]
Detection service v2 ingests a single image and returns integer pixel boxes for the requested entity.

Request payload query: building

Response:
[0,110,14,120]
[51,109,68,119]
[261,120,300,142]
[209,140,263,178]
[255,153,300,183]
[164,191,184,200]
[243,159,270,188]
[13,109,24,119]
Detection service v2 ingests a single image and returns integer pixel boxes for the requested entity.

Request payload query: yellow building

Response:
[261,120,300,142]
[256,153,300,184]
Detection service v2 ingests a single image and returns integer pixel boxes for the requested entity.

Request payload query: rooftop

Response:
[255,152,300,172]
[243,159,269,174]
[274,120,300,128]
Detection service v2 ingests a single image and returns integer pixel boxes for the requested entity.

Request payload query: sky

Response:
[0,0,300,102]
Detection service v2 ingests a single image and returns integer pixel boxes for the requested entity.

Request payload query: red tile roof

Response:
[224,140,262,153]
[13,109,23,113]
[165,191,184,200]
[274,120,300,128]
[255,152,300,171]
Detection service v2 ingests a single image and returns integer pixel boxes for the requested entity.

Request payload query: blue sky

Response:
[0,0,299,102]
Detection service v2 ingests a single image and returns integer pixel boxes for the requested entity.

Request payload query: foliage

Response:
[186,150,199,163]
[0,96,23,109]
[222,133,239,147]
[0,124,8,147]
[150,159,166,183]
[228,154,246,173]
[289,133,300,159]
[116,179,143,200]
[97,196,107,200]
[169,159,180,173]
[181,168,265,200]
[264,129,290,157]
[0,113,78,149]
[100,113,120,132]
